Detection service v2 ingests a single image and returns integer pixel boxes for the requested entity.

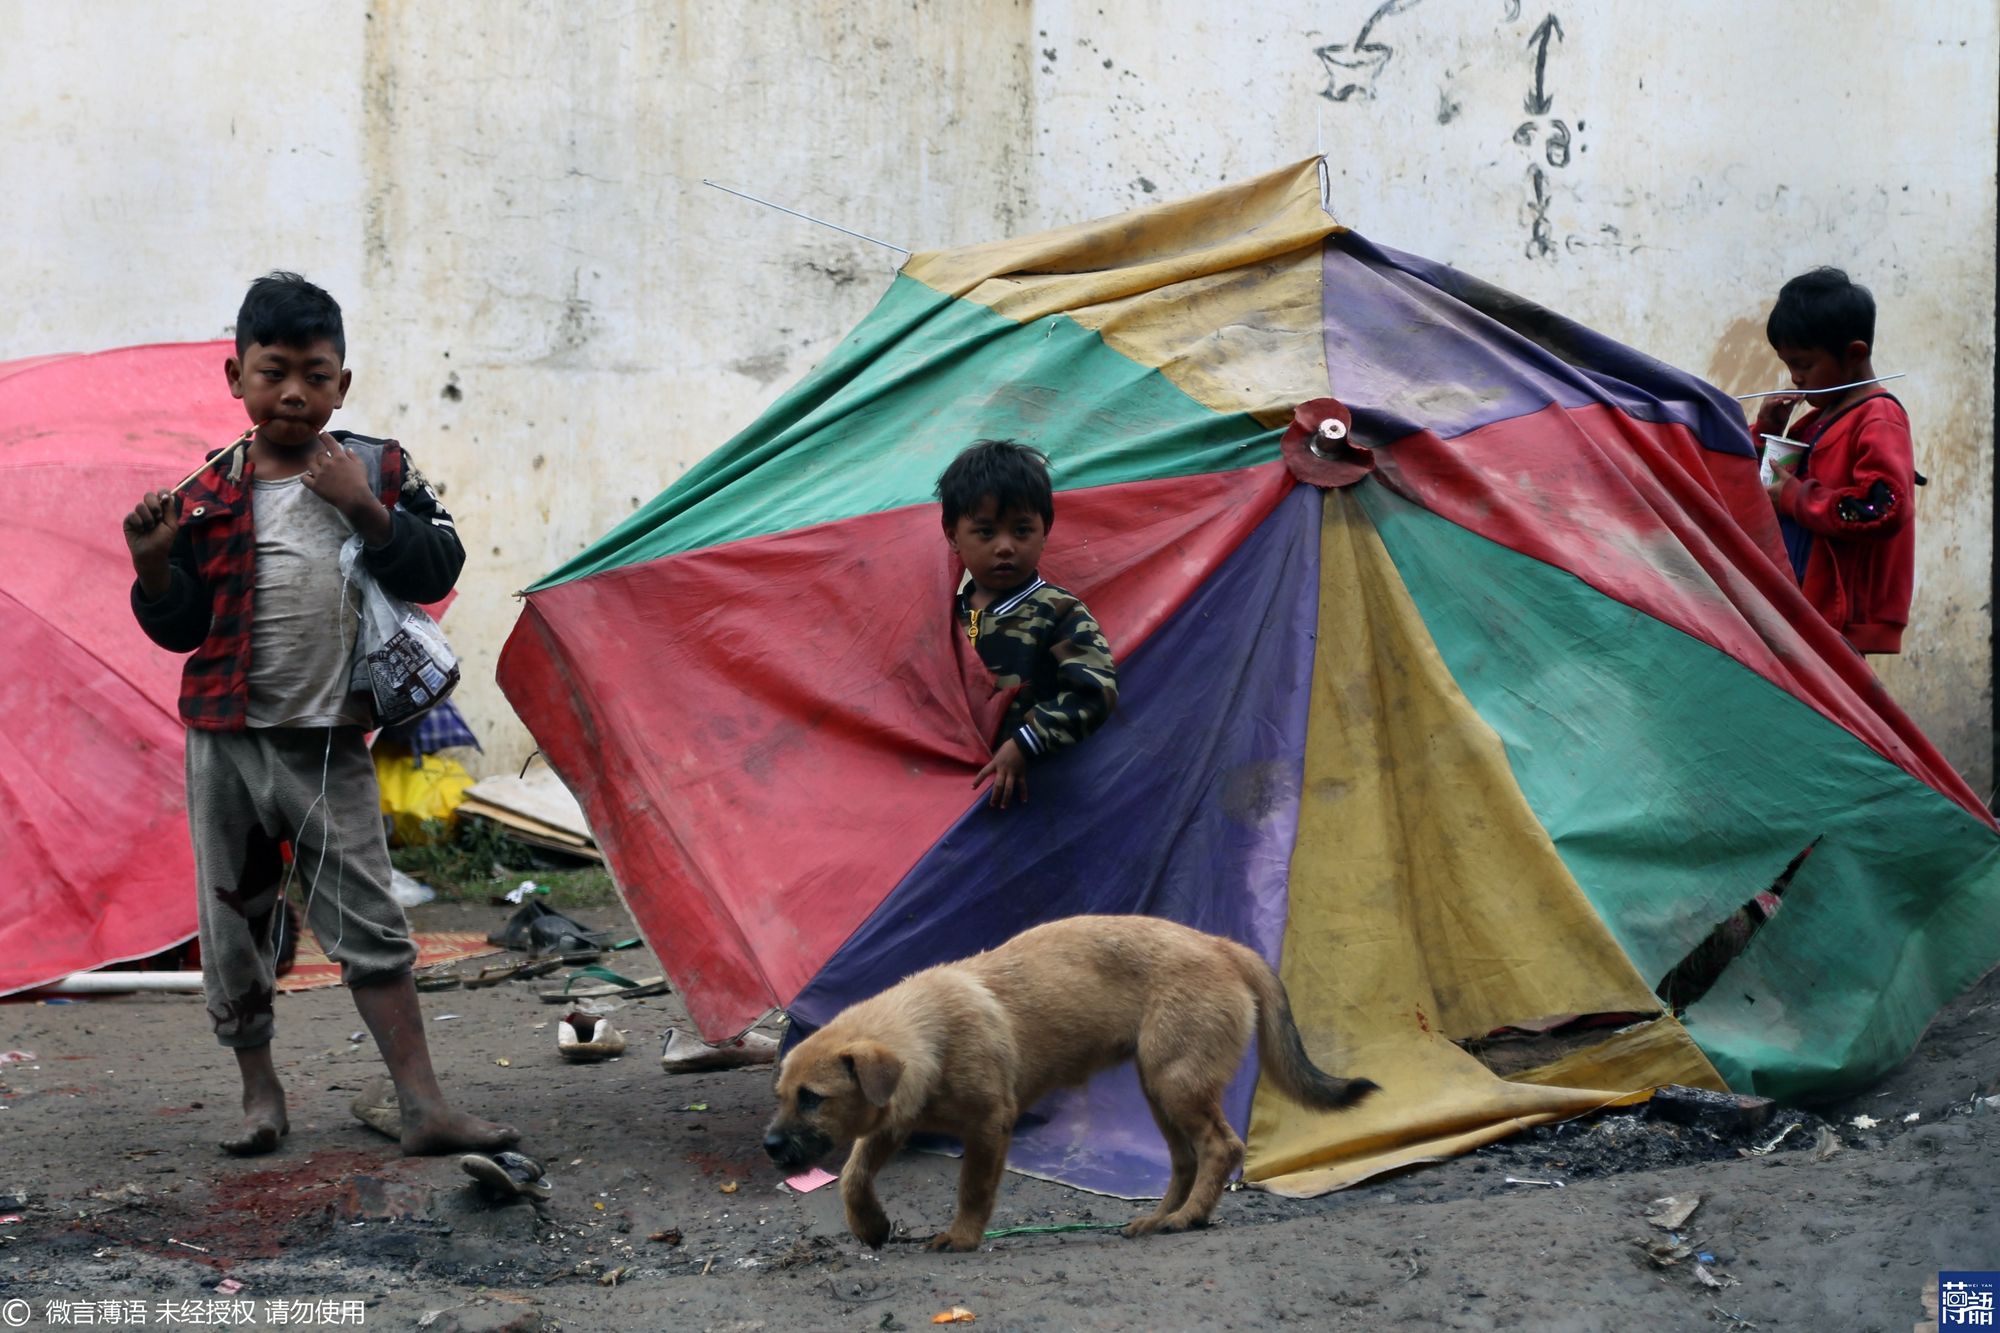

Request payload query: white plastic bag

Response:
[340,535,461,727]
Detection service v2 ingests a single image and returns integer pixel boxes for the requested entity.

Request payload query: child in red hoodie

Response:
[1754,267,1917,655]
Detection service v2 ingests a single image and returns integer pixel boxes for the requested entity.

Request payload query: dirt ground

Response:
[2,899,1995,1332]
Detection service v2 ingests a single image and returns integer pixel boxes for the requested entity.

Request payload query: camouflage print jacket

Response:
[956,574,1119,759]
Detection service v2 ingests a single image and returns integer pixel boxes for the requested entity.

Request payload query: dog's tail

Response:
[1236,949,1379,1111]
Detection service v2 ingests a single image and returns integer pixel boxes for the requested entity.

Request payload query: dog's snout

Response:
[762,1120,833,1172]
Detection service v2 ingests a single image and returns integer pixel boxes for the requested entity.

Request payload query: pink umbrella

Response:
[0,342,244,994]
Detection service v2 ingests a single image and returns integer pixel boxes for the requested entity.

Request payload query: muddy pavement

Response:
[1,901,1995,1330]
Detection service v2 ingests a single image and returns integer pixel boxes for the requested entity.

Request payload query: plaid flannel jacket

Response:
[130,431,463,730]
[957,574,1119,759]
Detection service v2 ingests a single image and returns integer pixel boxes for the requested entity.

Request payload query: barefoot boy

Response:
[1754,267,1918,655]
[125,272,516,1156]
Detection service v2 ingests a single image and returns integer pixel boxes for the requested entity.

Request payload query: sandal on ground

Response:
[459,1150,552,1201]
[557,1010,629,1063]
[659,1028,779,1073]
[538,965,669,1004]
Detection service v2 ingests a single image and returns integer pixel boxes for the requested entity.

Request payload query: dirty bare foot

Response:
[222,1044,290,1156]
[400,1106,519,1157]
[221,1088,289,1157]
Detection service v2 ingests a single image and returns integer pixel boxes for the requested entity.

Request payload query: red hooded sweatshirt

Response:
[1774,393,1916,654]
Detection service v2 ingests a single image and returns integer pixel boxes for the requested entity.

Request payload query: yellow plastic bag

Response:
[374,750,474,845]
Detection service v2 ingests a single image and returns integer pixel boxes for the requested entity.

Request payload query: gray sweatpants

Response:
[186,727,418,1048]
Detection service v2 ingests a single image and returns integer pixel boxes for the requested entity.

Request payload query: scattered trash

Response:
[1850,1114,1881,1130]
[593,1201,606,1212]
[1694,1263,1739,1290]
[215,1279,243,1295]
[0,1216,22,1226]
[0,1189,28,1210]
[88,1183,148,1206]
[1738,1123,1801,1157]
[1902,1111,1921,1124]
[719,1181,740,1195]
[434,1014,461,1022]
[1648,1085,1775,1137]
[167,1238,209,1253]
[670,1103,711,1114]
[505,881,548,905]
[388,869,436,908]
[1697,1252,1716,1264]
[1643,1195,1701,1230]
[348,1031,366,1044]
[0,1051,35,1066]
[931,1309,976,1325]
[1637,1236,1695,1267]
[648,1228,684,1245]
[1504,1176,1564,1188]
[785,1167,839,1194]
[495,1058,512,1067]
[1809,1126,1844,1161]
[598,1266,629,1287]
[461,766,602,863]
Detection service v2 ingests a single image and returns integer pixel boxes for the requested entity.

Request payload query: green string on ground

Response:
[981,1221,1127,1239]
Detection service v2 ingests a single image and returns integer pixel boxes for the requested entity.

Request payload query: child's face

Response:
[1773,341,1868,408]
[947,497,1047,595]
[225,338,350,451]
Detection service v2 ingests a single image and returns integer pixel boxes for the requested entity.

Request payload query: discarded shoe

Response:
[660,1028,779,1073]
[459,1150,552,1202]
[557,1010,629,1063]
[539,966,669,1004]
[350,1076,402,1140]
[487,900,613,955]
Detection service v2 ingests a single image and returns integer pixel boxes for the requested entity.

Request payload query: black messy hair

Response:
[1767,267,1875,357]
[235,271,345,360]
[936,439,1055,530]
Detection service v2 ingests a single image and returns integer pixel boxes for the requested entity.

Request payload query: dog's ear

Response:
[840,1043,904,1108]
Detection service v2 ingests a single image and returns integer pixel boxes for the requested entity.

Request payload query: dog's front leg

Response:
[927,1119,1010,1252]
[841,1132,902,1249]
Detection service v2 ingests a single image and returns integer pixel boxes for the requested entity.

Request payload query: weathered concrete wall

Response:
[6,1,1994,790]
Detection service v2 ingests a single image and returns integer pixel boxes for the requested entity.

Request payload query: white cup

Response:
[1760,434,1807,487]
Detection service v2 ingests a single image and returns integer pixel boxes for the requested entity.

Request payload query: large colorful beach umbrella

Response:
[498,160,2000,1195]
[0,343,242,995]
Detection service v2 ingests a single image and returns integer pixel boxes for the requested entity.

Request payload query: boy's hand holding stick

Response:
[124,425,256,595]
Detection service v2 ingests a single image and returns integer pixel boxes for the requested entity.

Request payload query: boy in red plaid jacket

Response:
[125,273,515,1158]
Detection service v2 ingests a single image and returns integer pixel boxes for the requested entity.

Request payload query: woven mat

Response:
[277,931,501,993]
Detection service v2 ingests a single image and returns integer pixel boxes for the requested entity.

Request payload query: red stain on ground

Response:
[127,1148,406,1265]
[682,1149,760,1181]
[1414,1007,1433,1035]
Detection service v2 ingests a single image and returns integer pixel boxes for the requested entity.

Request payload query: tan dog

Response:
[763,914,1376,1251]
